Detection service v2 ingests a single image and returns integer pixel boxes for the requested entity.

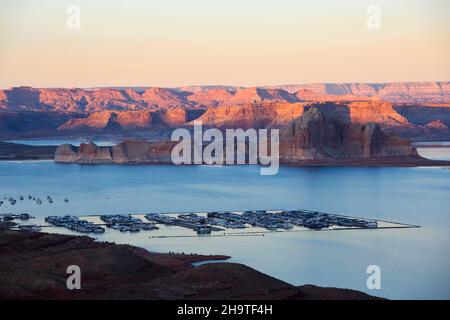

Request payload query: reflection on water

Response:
[0,145,449,299]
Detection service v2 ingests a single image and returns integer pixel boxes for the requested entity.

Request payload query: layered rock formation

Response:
[187,88,235,107]
[265,81,450,104]
[140,87,193,108]
[2,82,449,140]
[54,108,437,166]
[194,101,411,130]
[2,82,448,113]
[57,111,153,131]
[279,108,418,162]
[55,141,176,164]
[192,102,306,129]
[346,101,409,126]
[220,87,299,106]
[56,108,190,131]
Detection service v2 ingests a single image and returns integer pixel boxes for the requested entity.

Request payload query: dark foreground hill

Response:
[0,230,380,300]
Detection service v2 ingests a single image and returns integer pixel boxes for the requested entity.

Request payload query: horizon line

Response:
[2,80,450,91]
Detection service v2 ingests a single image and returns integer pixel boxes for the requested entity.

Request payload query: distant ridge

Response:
[1,82,449,141]
[1,81,449,113]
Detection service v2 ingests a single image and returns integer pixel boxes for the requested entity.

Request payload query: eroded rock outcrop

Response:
[192,101,413,130]
[192,102,306,129]
[279,107,418,162]
[58,111,154,131]
[346,101,409,126]
[55,141,176,164]
[187,88,235,107]
[57,108,189,131]
[2,82,449,113]
[141,87,192,108]
[266,81,450,104]
[55,109,424,165]
[1,83,450,141]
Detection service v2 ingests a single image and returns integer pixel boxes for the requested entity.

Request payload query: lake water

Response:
[0,145,449,299]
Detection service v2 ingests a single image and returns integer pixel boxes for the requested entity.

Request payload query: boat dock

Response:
[30,208,420,236]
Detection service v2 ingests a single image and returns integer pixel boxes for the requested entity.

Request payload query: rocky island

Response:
[54,107,449,166]
[277,107,436,166]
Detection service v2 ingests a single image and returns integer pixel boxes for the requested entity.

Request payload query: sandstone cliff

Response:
[57,108,189,131]
[346,101,409,126]
[55,108,427,165]
[3,82,449,140]
[1,82,449,113]
[193,101,411,129]
[192,102,306,129]
[279,107,418,162]
[57,111,153,131]
[265,81,450,104]
[55,141,176,164]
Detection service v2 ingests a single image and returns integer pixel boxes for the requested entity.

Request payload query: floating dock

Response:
[18,208,421,237]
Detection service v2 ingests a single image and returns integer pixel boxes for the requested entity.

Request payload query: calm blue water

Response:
[0,147,449,299]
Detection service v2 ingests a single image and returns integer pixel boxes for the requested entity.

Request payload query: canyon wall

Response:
[1,82,449,113]
[2,82,450,140]
[279,108,417,162]
[192,102,306,129]
[55,141,176,164]
[55,108,422,165]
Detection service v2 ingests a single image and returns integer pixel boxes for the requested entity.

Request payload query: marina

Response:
[45,215,105,234]
[5,209,419,237]
[0,159,448,299]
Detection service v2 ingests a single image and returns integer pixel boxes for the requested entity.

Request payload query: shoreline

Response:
[4,157,450,167]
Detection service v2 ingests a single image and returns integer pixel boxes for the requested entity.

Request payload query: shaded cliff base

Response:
[0,230,380,300]
[56,140,450,167]
[0,141,56,160]
[1,140,448,166]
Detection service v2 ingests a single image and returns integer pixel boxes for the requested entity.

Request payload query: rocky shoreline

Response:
[0,230,380,300]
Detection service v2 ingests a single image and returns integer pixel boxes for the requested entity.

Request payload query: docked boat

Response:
[196,226,212,235]
[18,225,41,232]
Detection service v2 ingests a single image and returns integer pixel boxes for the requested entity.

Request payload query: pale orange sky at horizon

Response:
[1,0,449,89]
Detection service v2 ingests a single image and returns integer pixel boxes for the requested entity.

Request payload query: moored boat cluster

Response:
[145,213,219,235]
[45,216,105,234]
[0,213,41,232]
[100,214,159,232]
[0,213,32,221]
[146,210,378,232]
[37,209,379,236]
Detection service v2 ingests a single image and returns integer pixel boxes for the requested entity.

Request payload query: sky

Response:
[0,0,449,88]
